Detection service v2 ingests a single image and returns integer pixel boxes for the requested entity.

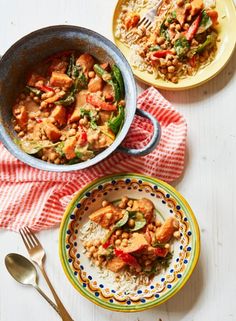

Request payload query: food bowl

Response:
[59,173,200,312]
[0,25,161,171]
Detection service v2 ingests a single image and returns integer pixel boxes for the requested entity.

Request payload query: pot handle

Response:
[117,108,161,156]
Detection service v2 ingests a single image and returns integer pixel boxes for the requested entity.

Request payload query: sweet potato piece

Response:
[88,75,103,92]
[131,198,154,222]
[155,217,179,243]
[68,90,89,123]
[13,105,28,129]
[50,71,73,89]
[63,136,77,160]
[190,0,203,16]
[122,233,148,253]
[175,5,186,26]
[51,105,67,126]
[106,256,126,273]
[98,111,111,125]
[103,83,114,101]
[207,10,218,26]
[44,121,61,142]
[76,53,95,73]
[89,205,123,228]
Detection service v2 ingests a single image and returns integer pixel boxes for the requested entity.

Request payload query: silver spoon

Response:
[5,253,60,315]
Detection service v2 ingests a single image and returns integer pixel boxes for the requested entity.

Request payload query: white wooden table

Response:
[0,1,236,320]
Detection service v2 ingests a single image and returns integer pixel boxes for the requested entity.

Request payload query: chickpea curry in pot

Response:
[12,51,125,165]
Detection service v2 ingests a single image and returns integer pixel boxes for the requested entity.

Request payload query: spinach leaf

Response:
[174,36,190,58]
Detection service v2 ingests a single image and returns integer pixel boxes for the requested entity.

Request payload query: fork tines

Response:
[19,226,40,250]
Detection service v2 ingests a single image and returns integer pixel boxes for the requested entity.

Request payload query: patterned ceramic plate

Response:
[112,0,236,90]
[59,173,200,312]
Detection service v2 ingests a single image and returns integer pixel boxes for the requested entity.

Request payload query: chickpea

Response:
[99,136,106,145]
[102,200,109,207]
[176,24,181,31]
[86,252,92,258]
[128,219,135,228]
[95,260,100,266]
[86,241,93,248]
[115,239,122,246]
[187,14,192,22]
[79,117,88,126]
[167,60,172,67]
[127,199,133,207]
[44,112,50,118]
[119,100,125,107]
[177,0,184,6]
[170,23,176,31]
[168,65,175,73]
[54,158,61,165]
[40,101,47,109]
[148,223,154,231]
[93,252,98,259]
[121,232,129,239]
[183,23,190,30]
[88,71,95,78]
[42,155,47,161]
[173,231,181,238]
[14,125,21,132]
[115,230,122,236]
[41,135,47,140]
[157,36,165,45]
[89,246,96,253]
[172,58,178,66]
[159,58,166,67]
[18,131,25,138]
[118,196,129,209]
[105,212,112,219]
[72,123,77,129]
[49,153,57,161]
[164,20,170,28]
[160,67,167,75]
[155,219,162,227]
[185,3,192,11]
[68,128,76,136]
[145,259,152,266]
[165,243,170,249]
[33,96,40,103]
[121,239,128,247]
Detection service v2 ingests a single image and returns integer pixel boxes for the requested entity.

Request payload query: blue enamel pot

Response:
[0,25,161,172]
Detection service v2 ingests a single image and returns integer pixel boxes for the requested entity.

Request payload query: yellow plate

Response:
[112,0,236,90]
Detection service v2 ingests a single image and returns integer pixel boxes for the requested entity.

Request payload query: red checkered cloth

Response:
[0,87,187,232]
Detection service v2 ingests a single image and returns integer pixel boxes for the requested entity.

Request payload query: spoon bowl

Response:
[5,253,59,315]
[5,253,37,286]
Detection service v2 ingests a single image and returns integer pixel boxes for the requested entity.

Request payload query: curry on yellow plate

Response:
[113,0,236,90]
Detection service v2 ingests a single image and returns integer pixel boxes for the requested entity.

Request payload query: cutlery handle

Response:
[34,284,60,314]
[39,266,74,321]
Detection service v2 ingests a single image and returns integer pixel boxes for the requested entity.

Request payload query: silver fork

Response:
[19,227,74,321]
[126,0,163,42]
